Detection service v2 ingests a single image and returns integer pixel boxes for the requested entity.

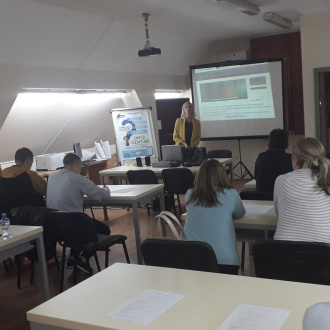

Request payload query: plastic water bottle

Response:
[1,213,11,239]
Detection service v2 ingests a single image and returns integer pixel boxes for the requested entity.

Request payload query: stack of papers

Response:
[94,140,112,159]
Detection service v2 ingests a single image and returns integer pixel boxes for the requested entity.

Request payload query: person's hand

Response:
[181,142,189,148]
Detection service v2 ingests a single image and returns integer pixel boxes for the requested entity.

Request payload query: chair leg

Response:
[146,203,150,216]
[94,253,101,272]
[105,250,109,269]
[122,241,130,264]
[177,194,183,215]
[60,247,66,293]
[3,260,8,272]
[54,253,60,271]
[8,258,13,269]
[16,255,21,289]
[30,260,35,284]
[241,242,246,271]
[90,207,95,219]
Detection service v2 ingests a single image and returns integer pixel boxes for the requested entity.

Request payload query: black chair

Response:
[207,149,232,176]
[0,172,45,215]
[127,170,158,215]
[252,240,330,285]
[8,206,58,289]
[239,190,273,201]
[162,168,194,216]
[238,190,274,272]
[141,239,219,273]
[48,211,130,292]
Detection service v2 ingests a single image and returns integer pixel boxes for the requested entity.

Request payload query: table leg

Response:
[35,233,50,300]
[158,189,167,237]
[229,161,233,183]
[132,202,143,264]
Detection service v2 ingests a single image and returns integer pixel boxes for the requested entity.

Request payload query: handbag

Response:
[155,211,187,240]
[182,147,207,166]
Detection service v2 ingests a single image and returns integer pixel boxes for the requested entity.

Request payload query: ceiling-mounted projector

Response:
[216,0,260,16]
[138,13,161,57]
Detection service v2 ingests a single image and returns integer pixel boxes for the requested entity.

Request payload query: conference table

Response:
[99,158,233,184]
[27,263,330,330]
[0,225,50,300]
[244,179,256,190]
[83,184,165,264]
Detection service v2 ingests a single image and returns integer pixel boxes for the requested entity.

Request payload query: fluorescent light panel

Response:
[216,0,260,16]
[263,12,292,29]
[154,91,182,99]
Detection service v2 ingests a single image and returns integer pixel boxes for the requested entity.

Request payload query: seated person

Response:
[274,137,330,243]
[184,159,246,275]
[46,152,111,273]
[0,147,47,214]
[254,129,292,194]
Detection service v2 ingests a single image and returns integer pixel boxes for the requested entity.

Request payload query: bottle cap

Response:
[2,213,7,218]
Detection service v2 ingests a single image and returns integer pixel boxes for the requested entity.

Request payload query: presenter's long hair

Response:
[186,159,233,207]
[293,137,330,194]
[180,101,196,119]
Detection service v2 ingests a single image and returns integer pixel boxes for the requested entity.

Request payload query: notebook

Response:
[161,145,182,162]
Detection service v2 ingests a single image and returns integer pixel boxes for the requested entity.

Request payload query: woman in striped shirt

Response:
[274,137,330,243]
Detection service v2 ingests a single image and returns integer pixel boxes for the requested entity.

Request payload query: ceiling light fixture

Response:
[263,12,293,29]
[216,0,260,16]
[138,13,161,57]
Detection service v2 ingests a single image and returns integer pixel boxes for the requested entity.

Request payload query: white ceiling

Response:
[1,0,329,76]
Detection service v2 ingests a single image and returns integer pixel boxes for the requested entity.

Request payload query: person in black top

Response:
[255,129,293,193]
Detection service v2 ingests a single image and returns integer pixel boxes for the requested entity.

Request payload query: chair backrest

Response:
[253,240,330,285]
[239,190,273,201]
[162,168,194,195]
[48,211,98,248]
[207,149,232,159]
[9,206,56,261]
[141,239,219,273]
[0,172,45,215]
[127,170,158,184]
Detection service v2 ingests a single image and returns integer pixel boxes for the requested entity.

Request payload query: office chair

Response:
[253,239,330,285]
[162,168,194,216]
[127,170,158,215]
[9,206,59,290]
[141,239,219,273]
[238,190,274,272]
[48,211,130,292]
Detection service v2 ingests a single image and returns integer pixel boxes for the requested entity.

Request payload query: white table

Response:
[99,158,233,183]
[244,179,256,190]
[83,184,165,264]
[0,225,50,300]
[27,263,330,330]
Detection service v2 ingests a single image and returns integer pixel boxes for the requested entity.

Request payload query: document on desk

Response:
[107,289,185,324]
[111,188,134,194]
[244,204,273,214]
[217,304,290,330]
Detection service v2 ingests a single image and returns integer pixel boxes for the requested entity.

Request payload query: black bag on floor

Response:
[152,188,175,212]
[182,147,207,166]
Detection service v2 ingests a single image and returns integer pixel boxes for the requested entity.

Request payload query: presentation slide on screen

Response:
[196,73,275,121]
[191,60,284,139]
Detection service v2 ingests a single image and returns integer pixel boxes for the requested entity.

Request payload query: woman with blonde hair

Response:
[184,159,245,274]
[274,137,330,243]
[173,101,201,148]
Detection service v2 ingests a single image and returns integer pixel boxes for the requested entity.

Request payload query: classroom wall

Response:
[300,10,330,138]
[0,62,187,162]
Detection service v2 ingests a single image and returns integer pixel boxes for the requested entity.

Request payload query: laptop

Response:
[161,145,182,162]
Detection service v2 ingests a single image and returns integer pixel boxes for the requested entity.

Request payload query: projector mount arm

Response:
[143,12,151,49]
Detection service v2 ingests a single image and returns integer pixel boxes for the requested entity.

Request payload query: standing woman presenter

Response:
[173,101,201,148]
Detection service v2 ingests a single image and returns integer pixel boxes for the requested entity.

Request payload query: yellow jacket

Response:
[173,118,201,147]
[1,165,47,196]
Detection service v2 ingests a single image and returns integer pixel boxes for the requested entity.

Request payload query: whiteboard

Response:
[111,107,158,165]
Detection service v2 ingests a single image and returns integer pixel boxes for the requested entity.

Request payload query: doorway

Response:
[314,67,330,153]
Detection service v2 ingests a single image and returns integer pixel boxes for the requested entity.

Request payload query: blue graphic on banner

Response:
[122,148,151,158]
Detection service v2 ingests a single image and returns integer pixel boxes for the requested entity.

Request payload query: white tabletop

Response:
[244,179,256,190]
[27,263,330,330]
[99,158,232,176]
[0,225,43,249]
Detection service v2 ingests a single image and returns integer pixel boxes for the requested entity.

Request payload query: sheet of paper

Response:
[217,304,291,330]
[101,140,112,158]
[244,204,273,214]
[107,289,185,325]
[111,188,134,194]
[94,141,106,159]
